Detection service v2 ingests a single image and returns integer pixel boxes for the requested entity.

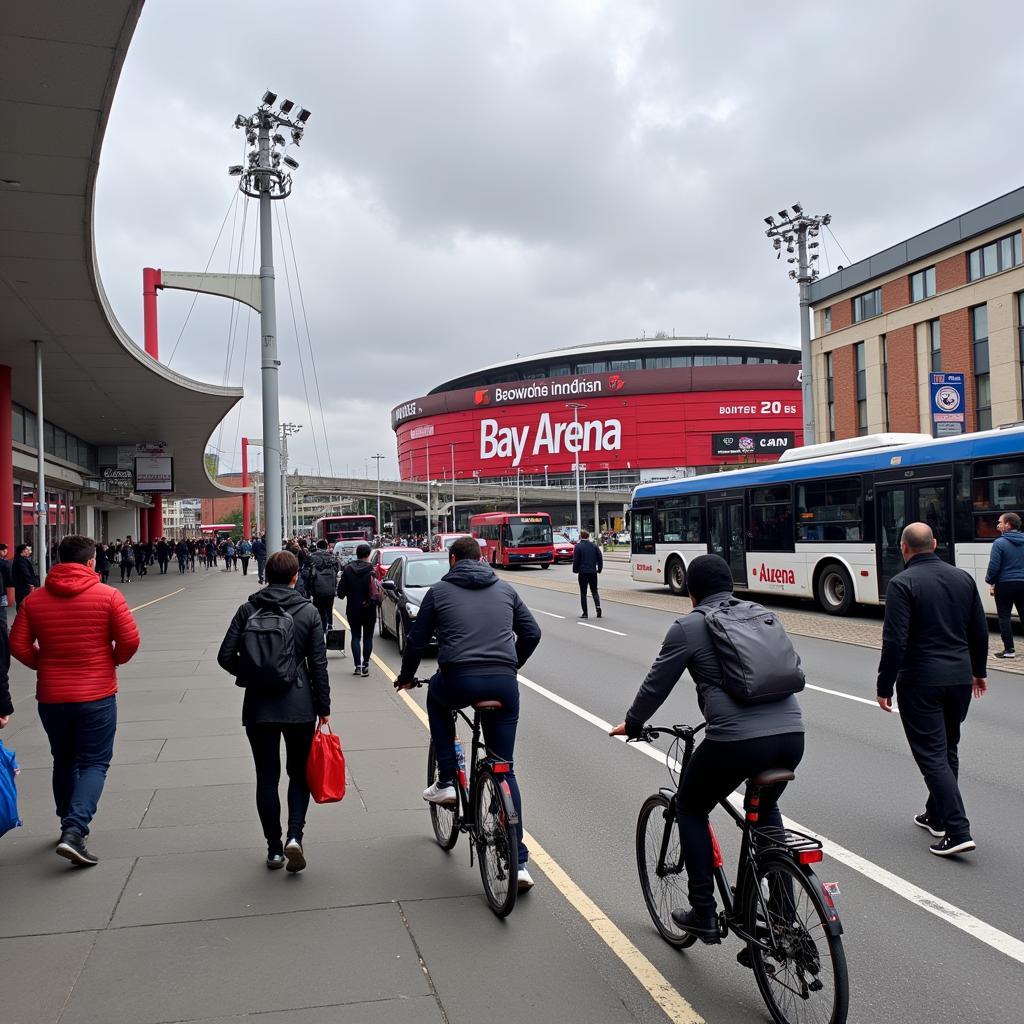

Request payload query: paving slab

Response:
[157,733,251,761]
[61,905,429,1024]
[0,930,98,1024]
[11,737,165,770]
[334,708,431,750]
[344,746,431,812]
[6,785,154,839]
[116,715,240,740]
[180,997,441,1024]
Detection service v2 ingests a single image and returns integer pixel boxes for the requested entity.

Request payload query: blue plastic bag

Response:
[0,738,22,836]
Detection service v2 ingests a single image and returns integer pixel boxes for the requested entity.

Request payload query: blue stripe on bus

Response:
[632,429,1024,502]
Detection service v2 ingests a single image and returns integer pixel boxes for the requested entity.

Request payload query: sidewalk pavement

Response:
[0,569,650,1024]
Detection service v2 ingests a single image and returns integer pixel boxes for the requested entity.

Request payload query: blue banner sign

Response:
[930,373,965,437]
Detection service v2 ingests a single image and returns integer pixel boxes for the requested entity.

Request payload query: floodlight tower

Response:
[230,91,312,553]
[764,204,831,446]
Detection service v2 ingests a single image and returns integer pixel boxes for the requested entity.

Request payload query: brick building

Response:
[809,187,1024,441]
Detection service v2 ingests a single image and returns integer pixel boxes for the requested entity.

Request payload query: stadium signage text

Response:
[757,563,796,585]
[492,377,607,404]
[480,414,623,467]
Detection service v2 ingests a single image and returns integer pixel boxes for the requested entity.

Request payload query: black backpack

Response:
[311,557,338,600]
[237,606,299,693]
[694,598,805,705]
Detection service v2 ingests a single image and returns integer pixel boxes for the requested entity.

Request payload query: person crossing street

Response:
[985,511,1024,659]
[572,529,603,619]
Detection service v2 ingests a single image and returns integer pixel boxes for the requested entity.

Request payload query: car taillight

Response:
[796,849,823,865]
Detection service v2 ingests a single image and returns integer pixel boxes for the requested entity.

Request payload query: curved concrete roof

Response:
[0,1,243,497]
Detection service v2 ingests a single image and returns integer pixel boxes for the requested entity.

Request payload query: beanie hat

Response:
[685,554,734,603]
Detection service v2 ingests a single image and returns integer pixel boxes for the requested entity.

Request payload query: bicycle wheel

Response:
[474,767,518,918]
[635,793,697,949]
[426,741,459,851]
[742,856,849,1024]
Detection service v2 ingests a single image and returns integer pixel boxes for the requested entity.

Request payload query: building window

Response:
[852,288,882,323]
[824,307,832,332]
[826,351,836,441]
[609,358,642,372]
[855,341,867,435]
[973,305,991,431]
[880,335,889,431]
[930,319,941,373]
[576,361,608,374]
[1018,293,1024,419]
[910,266,936,302]
[968,231,1023,281]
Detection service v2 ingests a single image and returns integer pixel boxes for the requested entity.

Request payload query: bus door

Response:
[707,497,746,585]
[875,478,953,594]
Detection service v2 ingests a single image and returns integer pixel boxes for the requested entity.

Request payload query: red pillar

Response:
[241,437,251,540]
[142,268,164,539]
[0,366,13,606]
[139,507,149,543]
[150,498,163,540]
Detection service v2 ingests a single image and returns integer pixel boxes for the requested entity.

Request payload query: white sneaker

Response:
[517,866,535,891]
[422,782,457,805]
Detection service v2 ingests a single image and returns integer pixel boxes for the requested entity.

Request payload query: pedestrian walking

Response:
[175,540,188,575]
[572,529,603,618]
[984,511,1024,659]
[304,540,340,637]
[156,537,170,575]
[187,539,197,572]
[0,593,11,728]
[876,522,988,856]
[238,538,252,576]
[216,550,330,873]
[10,535,140,865]
[94,543,110,584]
[0,542,13,632]
[13,543,39,608]
[135,541,147,576]
[252,536,267,584]
[119,539,135,583]
[337,542,376,676]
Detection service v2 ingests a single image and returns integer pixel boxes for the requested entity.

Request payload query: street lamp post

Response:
[450,443,456,532]
[230,91,312,555]
[543,464,549,488]
[566,402,587,535]
[371,453,385,540]
[280,422,301,540]
[516,467,522,513]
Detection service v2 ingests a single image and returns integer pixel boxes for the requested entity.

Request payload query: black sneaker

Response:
[353,665,363,676]
[361,665,369,677]
[670,908,720,944]
[914,813,945,838]
[284,837,306,873]
[596,607,602,618]
[580,612,589,619]
[267,851,285,870]
[56,832,99,867]
[930,834,976,857]
[994,650,1016,660]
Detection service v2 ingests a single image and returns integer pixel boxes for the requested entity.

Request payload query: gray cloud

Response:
[94,0,1024,476]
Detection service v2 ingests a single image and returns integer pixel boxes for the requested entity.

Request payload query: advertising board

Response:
[135,455,174,492]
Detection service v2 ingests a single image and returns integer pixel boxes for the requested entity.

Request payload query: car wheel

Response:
[541,563,550,570]
[816,563,854,615]
[397,616,406,654]
[665,557,687,596]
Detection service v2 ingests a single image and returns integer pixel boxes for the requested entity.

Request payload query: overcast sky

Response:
[95,0,1024,480]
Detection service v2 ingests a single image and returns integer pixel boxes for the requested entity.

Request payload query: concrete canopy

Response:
[0,1,243,498]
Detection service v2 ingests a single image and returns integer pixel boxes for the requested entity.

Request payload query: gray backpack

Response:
[694,598,805,704]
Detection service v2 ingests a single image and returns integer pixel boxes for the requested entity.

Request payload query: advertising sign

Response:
[135,455,174,492]
[101,467,134,485]
[929,373,965,437]
[711,432,795,457]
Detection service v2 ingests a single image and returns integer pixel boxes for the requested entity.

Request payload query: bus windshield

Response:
[504,517,552,547]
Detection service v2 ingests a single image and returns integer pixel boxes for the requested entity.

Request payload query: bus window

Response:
[632,508,655,555]
[796,477,863,542]
[748,486,793,552]
[657,497,703,543]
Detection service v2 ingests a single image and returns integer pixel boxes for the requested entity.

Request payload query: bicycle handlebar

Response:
[628,721,707,744]
[394,677,425,690]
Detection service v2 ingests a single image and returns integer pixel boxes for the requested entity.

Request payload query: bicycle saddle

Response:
[748,768,796,787]
[473,700,503,710]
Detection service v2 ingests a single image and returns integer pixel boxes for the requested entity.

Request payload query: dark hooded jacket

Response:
[337,558,375,623]
[217,584,330,726]
[398,558,541,682]
[985,529,1024,584]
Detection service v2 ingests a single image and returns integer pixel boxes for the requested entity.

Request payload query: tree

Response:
[225,509,245,541]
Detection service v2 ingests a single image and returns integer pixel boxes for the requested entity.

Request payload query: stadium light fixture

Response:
[262,90,278,106]
[297,108,311,123]
[279,98,295,114]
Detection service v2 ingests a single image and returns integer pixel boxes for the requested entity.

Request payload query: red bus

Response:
[469,512,554,569]
[314,515,377,543]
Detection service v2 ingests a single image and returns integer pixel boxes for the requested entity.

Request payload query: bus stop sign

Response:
[930,373,965,437]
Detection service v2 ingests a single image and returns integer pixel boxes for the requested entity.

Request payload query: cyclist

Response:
[395,535,541,890]
[610,553,804,943]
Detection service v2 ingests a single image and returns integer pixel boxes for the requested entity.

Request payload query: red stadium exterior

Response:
[392,339,804,484]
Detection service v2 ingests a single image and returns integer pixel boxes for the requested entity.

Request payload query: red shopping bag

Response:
[307,723,346,803]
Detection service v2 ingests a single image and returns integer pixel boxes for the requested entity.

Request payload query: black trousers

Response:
[897,682,973,839]
[677,733,804,915]
[577,572,601,614]
[312,596,334,635]
[245,721,316,847]
[994,580,1024,652]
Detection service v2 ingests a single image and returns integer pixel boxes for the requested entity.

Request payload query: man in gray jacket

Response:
[396,536,541,889]
[985,511,1024,659]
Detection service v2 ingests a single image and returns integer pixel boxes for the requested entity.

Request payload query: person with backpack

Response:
[251,535,268,584]
[303,540,340,637]
[119,538,135,584]
[337,543,379,677]
[609,553,805,945]
[217,550,330,873]
[237,538,253,576]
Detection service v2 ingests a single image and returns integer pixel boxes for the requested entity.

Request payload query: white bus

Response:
[629,427,1024,615]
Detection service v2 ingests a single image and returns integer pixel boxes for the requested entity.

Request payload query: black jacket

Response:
[251,539,267,559]
[398,559,541,682]
[0,556,13,599]
[13,555,39,602]
[572,539,603,575]
[217,585,330,726]
[877,553,988,698]
[0,612,11,716]
[337,559,375,623]
[303,550,340,600]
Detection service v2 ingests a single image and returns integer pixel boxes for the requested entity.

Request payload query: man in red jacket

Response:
[11,534,140,865]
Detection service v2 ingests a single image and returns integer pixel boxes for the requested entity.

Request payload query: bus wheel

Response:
[665,558,687,596]
[816,563,854,615]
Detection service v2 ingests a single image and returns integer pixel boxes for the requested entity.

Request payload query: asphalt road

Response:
[372,561,1024,1024]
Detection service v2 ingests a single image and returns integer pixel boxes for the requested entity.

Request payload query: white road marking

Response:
[806,682,897,712]
[516,672,1024,968]
[577,622,628,637]
[129,588,186,613]
[534,609,567,619]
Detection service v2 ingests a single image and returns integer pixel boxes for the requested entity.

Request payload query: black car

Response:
[378,552,450,654]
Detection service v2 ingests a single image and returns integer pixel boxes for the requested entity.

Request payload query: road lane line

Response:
[342,612,705,1024]
[806,682,898,712]
[515,672,1024,967]
[129,588,186,613]
[577,622,628,637]
[534,609,567,619]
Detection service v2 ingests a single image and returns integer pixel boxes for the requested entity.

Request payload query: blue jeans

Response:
[37,696,117,837]
[350,615,374,667]
[426,671,527,865]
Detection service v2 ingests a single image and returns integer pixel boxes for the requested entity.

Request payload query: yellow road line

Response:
[333,608,704,1024]
[129,587,186,613]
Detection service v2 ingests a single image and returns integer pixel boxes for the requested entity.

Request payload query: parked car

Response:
[378,552,450,654]
[332,539,362,564]
[552,532,576,563]
[431,532,470,552]
[369,545,408,580]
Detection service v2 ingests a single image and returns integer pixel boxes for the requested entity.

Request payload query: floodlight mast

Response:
[764,204,831,447]
[230,93,311,552]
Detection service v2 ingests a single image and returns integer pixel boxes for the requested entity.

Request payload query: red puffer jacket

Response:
[10,562,140,703]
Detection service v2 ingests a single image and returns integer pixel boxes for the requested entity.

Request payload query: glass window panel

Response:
[576,361,608,374]
[670,355,692,367]
[976,373,991,408]
[1001,236,1013,270]
[855,342,865,371]
[53,428,66,460]
[549,364,570,376]
[824,307,832,331]
[749,485,790,504]
[983,243,998,275]
[926,266,935,295]
[609,359,642,371]
[43,421,54,454]
[11,405,24,445]
[969,249,982,280]
[973,305,988,340]
[748,502,794,552]
[1015,233,1022,266]
[975,340,990,374]
[911,272,923,303]
[977,407,993,431]
[975,459,1024,478]
[796,477,863,541]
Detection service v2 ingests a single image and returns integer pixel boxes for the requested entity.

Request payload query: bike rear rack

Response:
[753,825,824,859]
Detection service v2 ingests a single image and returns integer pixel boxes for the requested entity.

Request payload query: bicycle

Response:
[408,680,521,918]
[633,722,849,1024]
